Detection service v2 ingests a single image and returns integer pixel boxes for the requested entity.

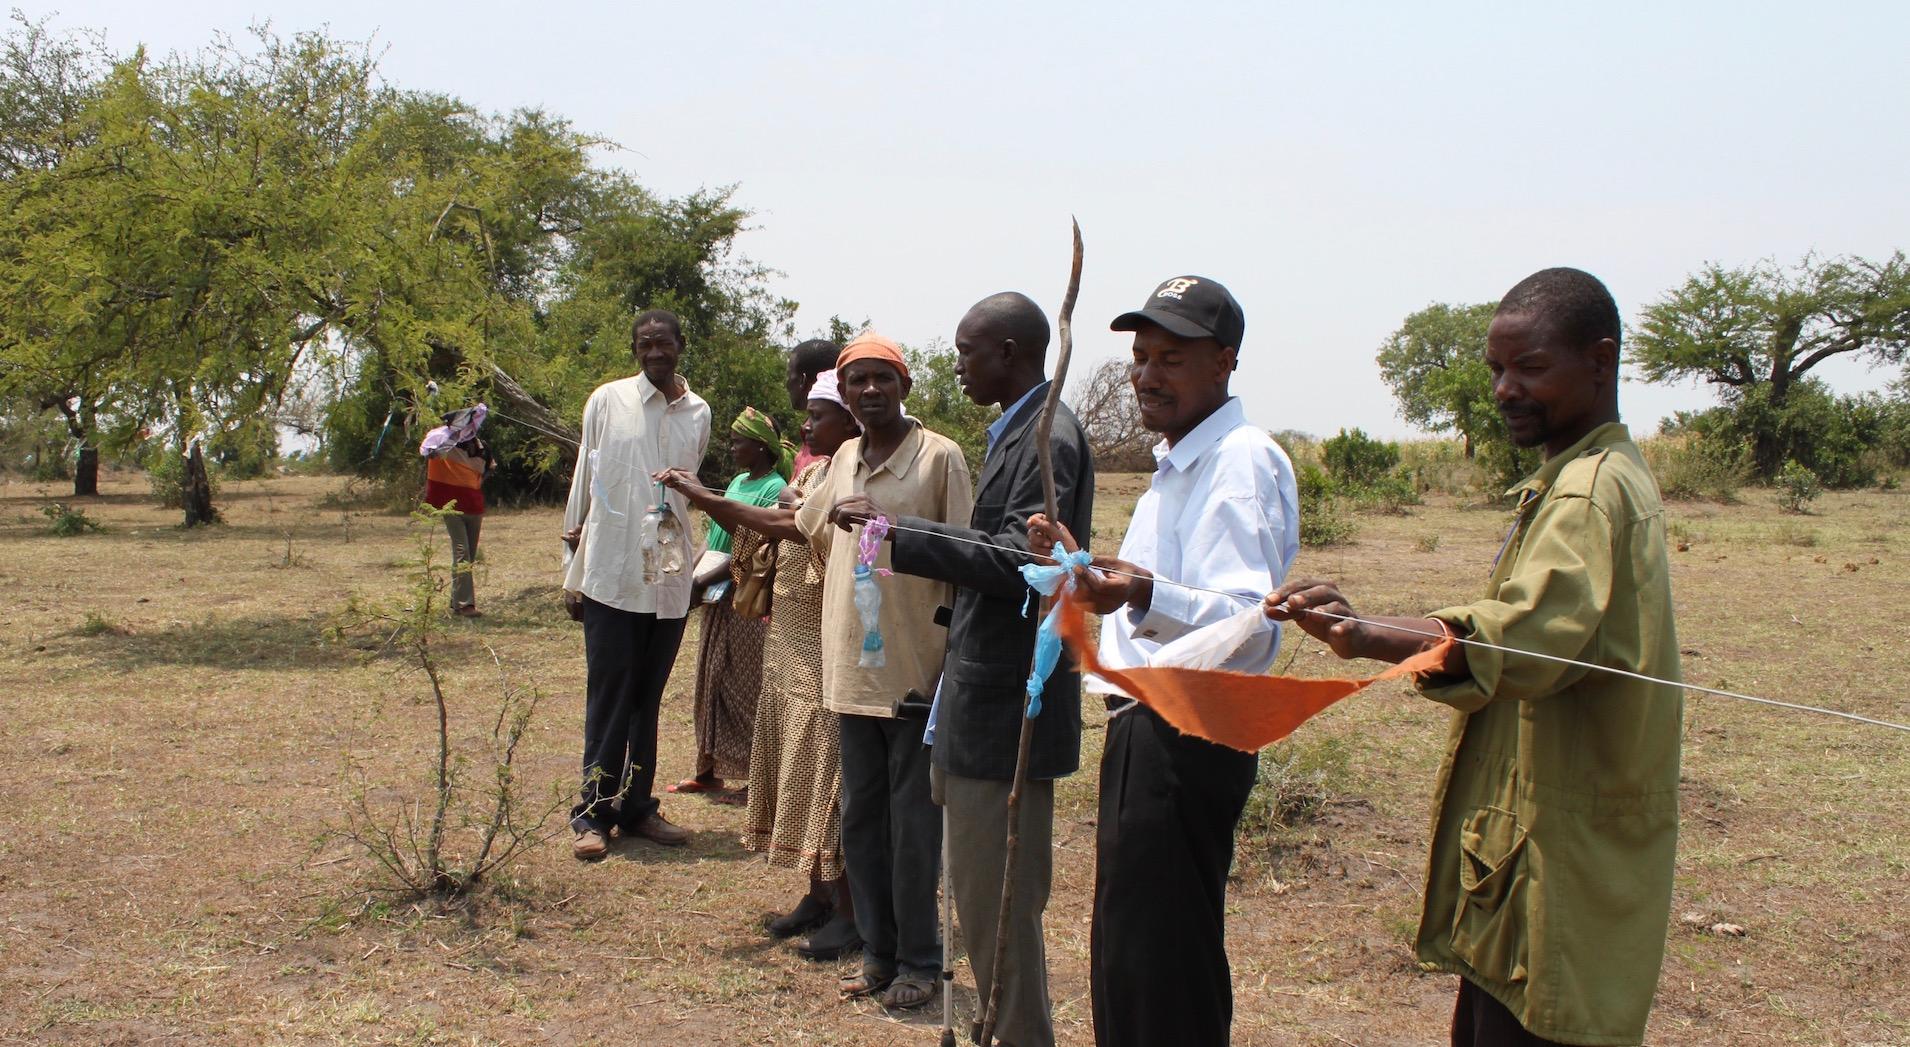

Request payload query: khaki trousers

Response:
[442,512,481,609]
[937,766,1056,1047]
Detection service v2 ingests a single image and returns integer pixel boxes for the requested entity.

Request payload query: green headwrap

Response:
[733,405,795,480]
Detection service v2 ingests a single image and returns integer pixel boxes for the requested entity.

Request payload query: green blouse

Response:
[705,469,787,554]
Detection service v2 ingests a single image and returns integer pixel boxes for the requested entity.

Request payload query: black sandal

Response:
[877,974,936,1010]
[838,967,893,999]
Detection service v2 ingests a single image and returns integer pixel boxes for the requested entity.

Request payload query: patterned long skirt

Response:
[740,460,843,880]
[691,590,766,781]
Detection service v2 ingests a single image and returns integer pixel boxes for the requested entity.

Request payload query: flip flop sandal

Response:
[666,776,722,794]
[876,975,936,1010]
[710,787,748,807]
[838,969,893,999]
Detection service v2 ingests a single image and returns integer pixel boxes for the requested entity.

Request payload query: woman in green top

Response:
[672,407,793,801]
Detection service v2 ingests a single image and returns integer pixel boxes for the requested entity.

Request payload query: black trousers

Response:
[570,597,689,833]
[838,712,942,978]
[1091,705,1258,1047]
[1452,978,1569,1047]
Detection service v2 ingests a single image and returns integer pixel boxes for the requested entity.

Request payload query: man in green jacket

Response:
[1267,267,1681,1046]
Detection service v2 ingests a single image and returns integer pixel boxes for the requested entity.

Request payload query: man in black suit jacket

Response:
[831,291,1093,1047]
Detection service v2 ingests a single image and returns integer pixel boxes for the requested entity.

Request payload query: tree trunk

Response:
[52,399,98,496]
[182,442,218,527]
[73,443,99,497]
[1462,432,1474,459]
[489,364,580,451]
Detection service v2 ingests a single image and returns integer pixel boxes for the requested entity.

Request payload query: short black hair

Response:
[632,308,684,346]
[789,339,841,379]
[964,291,1051,361]
[1495,268,1621,351]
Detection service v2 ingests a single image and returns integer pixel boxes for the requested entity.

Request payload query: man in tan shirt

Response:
[802,332,973,1010]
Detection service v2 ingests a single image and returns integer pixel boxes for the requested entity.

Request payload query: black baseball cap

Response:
[1110,275,1245,350]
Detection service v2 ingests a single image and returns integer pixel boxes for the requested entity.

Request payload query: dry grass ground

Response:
[1,471,1906,1046]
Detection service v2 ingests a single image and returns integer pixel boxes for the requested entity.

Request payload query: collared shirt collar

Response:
[1506,421,1630,500]
[635,371,691,404]
[1155,396,1247,474]
[986,381,1049,457]
[859,420,926,481]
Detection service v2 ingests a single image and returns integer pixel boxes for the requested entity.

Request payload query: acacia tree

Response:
[1375,302,1499,460]
[1070,356,1153,471]
[1633,253,1910,477]
[0,25,390,518]
[0,12,112,494]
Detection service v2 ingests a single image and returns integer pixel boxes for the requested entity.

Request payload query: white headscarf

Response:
[807,369,847,410]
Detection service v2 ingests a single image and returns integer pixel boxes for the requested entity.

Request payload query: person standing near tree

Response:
[1266,268,1681,1047]
[560,308,712,859]
[787,339,842,475]
[658,369,865,960]
[805,331,973,1011]
[832,292,1092,1047]
[1029,275,1299,1047]
[670,407,793,802]
[423,426,493,618]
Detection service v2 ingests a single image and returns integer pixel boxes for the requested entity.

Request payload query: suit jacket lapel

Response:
[978,396,1046,496]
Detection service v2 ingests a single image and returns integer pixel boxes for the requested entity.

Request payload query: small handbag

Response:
[732,538,778,618]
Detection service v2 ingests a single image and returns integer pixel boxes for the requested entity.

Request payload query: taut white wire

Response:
[569,453,1910,735]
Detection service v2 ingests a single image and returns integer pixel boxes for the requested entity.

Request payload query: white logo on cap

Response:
[1156,277,1198,300]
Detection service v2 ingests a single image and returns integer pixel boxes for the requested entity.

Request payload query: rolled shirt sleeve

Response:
[1420,492,1615,712]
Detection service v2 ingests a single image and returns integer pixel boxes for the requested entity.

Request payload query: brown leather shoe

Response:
[630,811,690,846]
[572,828,609,861]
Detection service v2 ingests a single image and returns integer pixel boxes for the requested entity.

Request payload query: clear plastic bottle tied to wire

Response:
[640,480,686,584]
[853,564,885,668]
[853,516,893,668]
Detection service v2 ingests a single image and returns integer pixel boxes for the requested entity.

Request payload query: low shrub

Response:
[1776,460,1822,514]
[1322,428,1400,489]
[41,501,101,536]
[1641,431,1748,503]
[1238,736,1355,857]
[1297,464,1356,546]
[1346,467,1422,514]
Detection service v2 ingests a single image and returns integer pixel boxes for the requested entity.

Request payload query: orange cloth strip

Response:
[1056,591,1453,752]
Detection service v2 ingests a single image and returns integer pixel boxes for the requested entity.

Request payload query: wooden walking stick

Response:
[977,218,1082,1046]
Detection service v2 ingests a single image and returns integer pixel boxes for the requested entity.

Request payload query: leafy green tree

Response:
[904,339,994,472]
[0,11,112,494]
[1376,301,1534,491]
[1,25,390,519]
[1633,253,1910,477]
[1376,302,1500,460]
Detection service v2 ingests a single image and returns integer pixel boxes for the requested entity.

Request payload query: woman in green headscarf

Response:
[671,407,793,800]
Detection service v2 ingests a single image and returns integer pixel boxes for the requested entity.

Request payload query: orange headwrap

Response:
[835,331,910,381]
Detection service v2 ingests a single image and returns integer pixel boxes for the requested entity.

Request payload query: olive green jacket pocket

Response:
[1450,806,1530,987]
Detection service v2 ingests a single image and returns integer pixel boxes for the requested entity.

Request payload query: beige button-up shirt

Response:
[561,372,711,617]
[800,423,974,718]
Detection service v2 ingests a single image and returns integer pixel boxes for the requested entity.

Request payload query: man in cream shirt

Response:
[561,309,711,859]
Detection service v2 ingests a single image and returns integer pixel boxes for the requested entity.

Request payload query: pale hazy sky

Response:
[35,1,1910,438]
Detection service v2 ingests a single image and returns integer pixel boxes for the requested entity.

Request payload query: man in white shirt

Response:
[1031,276,1299,1047]
[560,309,712,859]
